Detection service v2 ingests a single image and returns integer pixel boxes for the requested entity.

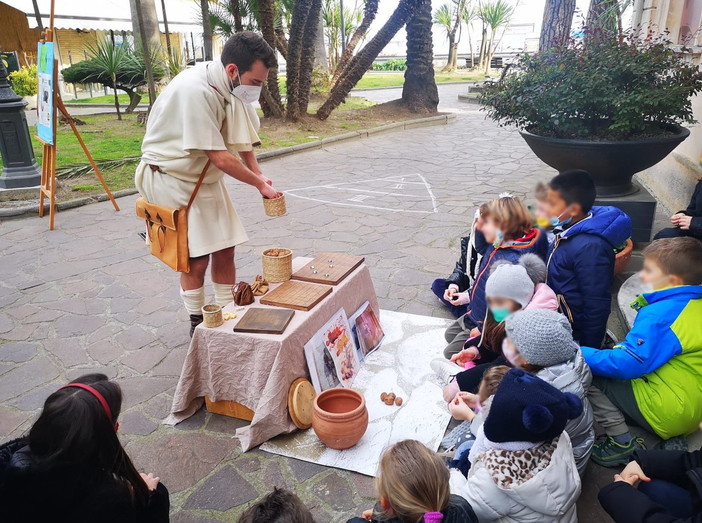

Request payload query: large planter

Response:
[312,388,368,450]
[520,125,690,197]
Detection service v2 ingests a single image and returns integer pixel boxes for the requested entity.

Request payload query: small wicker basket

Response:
[262,248,293,282]
[263,194,287,217]
[201,304,223,328]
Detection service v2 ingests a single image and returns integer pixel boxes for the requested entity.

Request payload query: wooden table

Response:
[165,257,379,451]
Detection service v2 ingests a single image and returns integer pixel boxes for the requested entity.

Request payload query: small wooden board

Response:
[288,378,316,429]
[233,308,295,335]
[291,253,365,285]
[260,280,332,311]
[205,397,255,421]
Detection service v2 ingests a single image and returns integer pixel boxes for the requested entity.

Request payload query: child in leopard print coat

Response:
[450,369,583,523]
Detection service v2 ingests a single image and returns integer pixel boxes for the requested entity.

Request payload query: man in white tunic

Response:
[135,32,279,335]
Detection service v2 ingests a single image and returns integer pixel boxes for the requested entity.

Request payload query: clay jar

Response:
[312,388,368,450]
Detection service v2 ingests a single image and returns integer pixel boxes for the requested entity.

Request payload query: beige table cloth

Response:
[165,257,379,451]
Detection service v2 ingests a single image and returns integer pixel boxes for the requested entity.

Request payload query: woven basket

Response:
[262,248,293,282]
[263,194,287,217]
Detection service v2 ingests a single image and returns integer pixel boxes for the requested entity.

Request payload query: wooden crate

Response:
[205,396,255,421]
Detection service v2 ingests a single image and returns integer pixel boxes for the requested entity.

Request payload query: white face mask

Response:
[230,70,261,104]
[641,275,671,294]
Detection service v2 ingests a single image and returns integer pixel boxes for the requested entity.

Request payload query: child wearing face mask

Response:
[581,237,702,468]
[542,170,632,349]
[502,309,595,475]
[434,253,557,399]
[440,195,548,360]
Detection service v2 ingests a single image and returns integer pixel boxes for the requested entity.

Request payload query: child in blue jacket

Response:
[582,237,702,467]
[543,170,632,348]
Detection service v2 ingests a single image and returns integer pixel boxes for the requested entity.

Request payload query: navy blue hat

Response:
[484,369,583,443]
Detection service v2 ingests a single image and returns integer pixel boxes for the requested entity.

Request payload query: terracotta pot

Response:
[614,239,634,276]
[312,388,368,450]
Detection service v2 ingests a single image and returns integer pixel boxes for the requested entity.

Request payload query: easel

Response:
[38,0,119,230]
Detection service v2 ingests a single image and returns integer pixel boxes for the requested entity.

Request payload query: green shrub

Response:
[9,65,38,97]
[372,59,407,71]
[480,32,702,140]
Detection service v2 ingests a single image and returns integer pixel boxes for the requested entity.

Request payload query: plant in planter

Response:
[480,31,702,196]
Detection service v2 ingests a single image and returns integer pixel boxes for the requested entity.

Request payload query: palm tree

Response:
[318,0,425,120]
[201,0,214,60]
[478,0,514,73]
[84,39,128,120]
[539,0,575,51]
[402,0,438,113]
[323,0,363,70]
[331,0,380,85]
[434,0,466,72]
[462,2,477,68]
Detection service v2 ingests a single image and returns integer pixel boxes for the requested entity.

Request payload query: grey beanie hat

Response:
[504,309,579,367]
[486,263,535,310]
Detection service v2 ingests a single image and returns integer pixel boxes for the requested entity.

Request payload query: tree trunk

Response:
[285,0,313,120]
[124,89,142,113]
[258,0,285,117]
[331,0,380,85]
[231,0,244,32]
[443,37,457,72]
[129,0,160,53]
[539,0,576,51]
[112,74,122,120]
[318,0,424,120]
[275,29,289,60]
[201,0,213,60]
[314,9,329,71]
[297,0,323,115]
[478,22,487,68]
[402,0,438,114]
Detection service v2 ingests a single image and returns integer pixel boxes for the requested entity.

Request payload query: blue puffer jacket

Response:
[546,206,632,348]
[467,228,549,327]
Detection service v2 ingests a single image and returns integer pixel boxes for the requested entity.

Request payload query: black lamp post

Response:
[0,60,42,189]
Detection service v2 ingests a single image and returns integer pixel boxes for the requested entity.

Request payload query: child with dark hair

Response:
[238,488,314,523]
[654,179,702,241]
[582,237,702,467]
[450,369,583,522]
[0,374,169,523]
[544,170,632,348]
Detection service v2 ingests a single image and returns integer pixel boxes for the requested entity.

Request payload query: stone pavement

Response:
[1,83,668,522]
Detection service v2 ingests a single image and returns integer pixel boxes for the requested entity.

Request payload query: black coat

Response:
[598,449,702,523]
[445,236,474,291]
[679,180,702,238]
[0,438,170,523]
[346,494,478,523]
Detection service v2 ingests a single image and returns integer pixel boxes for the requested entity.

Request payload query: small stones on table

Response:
[379,391,403,407]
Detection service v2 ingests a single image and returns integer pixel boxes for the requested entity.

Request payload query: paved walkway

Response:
[1,84,666,522]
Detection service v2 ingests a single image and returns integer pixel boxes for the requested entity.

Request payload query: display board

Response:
[36,42,55,145]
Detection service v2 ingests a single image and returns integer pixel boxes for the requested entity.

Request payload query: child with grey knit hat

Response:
[502,309,595,475]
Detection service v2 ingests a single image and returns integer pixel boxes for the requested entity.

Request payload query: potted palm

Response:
[480,32,702,197]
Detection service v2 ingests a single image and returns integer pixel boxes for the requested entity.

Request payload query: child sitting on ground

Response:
[0,374,169,523]
[347,440,478,523]
[654,178,702,241]
[501,309,595,475]
[543,170,632,348]
[441,194,548,359]
[581,237,702,467]
[598,434,702,522]
[450,369,583,522]
[431,204,489,318]
[238,488,314,523]
[434,253,557,400]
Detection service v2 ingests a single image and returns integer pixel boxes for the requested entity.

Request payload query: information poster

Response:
[36,42,55,145]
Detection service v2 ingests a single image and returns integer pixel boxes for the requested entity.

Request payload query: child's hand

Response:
[615,461,651,486]
[451,347,480,366]
[444,285,459,302]
[457,391,480,408]
[140,472,161,491]
[450,292,470,306]
[673,215,692,230]
[361,508,374,520]
[449,394,476,421]
[468,327,481,339]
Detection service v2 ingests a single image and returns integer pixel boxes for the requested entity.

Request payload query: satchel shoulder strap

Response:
[186,160,212,211]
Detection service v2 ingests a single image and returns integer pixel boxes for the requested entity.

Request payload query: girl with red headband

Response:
[0,373,169,522]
